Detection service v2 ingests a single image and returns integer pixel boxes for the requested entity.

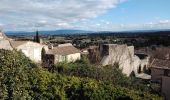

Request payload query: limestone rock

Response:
[0,31,13,50]
[100,44,150,77]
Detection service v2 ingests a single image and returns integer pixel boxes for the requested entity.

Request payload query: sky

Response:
[0,0,170,32]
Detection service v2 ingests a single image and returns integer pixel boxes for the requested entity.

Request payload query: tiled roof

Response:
[47,45,80,55]
[10,41,28,48]
[152,59,170,69]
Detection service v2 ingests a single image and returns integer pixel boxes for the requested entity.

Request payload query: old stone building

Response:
[11,41,48,63]
[150,59,170,100]
[44,43,81,67]
[100,44,150,77]
[151,59,170,81]
[162,76,170,100]
[0,31,48,63]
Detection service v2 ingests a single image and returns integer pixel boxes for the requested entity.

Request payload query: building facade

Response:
[11,41,47,63]
[44,43,81,67]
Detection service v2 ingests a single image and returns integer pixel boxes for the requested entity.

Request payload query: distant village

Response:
[0,30,170,99]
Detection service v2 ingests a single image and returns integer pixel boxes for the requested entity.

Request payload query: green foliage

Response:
[54,57,160,95]
[34,30,40,43]
[0,49,162,100]
[54,57,130,86]
[31,70,161,100]
[41,47,46,60]
[0,49,37,99]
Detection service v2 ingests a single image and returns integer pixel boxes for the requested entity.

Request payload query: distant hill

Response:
[5,29,93,36]
[5,29,170,36]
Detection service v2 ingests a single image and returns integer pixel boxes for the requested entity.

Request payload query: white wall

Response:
[17,42,43,63]
[67,53,81,62]
[54,53,81,63]
[0,40,13,50]
[55,55,66,63]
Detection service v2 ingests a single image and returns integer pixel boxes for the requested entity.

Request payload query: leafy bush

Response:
[0,49,162,100]
[54,57,131,86]
[54,57,159,95]
[32,70,162,100]
[0,49,37,99]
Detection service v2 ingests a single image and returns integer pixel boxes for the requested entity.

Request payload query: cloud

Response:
[1,0,169,32]
[158,20,170,24]
[143,20,170,29]
[120,20,170,31]
[0,0,125,31]
[75,19,170,31]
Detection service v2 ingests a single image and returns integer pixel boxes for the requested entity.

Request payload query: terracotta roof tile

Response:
[10,41,28,48]
[47,46,80,55]
[152,59,170,68]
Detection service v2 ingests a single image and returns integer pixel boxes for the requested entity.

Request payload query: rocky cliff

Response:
[100,44,149,77]
[0,31,13,50]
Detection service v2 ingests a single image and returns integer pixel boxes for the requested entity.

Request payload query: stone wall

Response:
[162,76,170,100]
[100,44,150,76]
[67,53,81,62]
[0,40,13,50]
[54,53,81,63]
[16,42,44,63]
[0,32,13,50]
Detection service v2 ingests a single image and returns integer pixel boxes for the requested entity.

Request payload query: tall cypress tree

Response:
[41,47,46,60]
[34,30,40,43]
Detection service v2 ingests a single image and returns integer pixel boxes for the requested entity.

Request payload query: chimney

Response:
[48,45,54,50]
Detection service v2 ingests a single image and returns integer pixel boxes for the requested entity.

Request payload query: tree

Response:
[41,47,46,60]
[34,30,40,43]
[0,49,162,100]
[0,49,37,99]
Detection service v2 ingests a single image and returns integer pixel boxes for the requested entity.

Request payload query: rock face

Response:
[100,44,149,76]
[0,31,13,50]
[0,31,7,39]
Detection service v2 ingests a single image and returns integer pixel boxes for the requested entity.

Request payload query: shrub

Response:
[54,57,130,86]
[32,71,162,100]
[0,49,37,99]
[54,57,159,95]
[0,49,162,100]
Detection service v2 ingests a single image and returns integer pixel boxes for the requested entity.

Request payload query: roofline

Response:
[151,66,170,70]
[47,52,80,56]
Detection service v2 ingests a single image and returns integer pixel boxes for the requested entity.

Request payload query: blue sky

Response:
[99,0,170,24]
[0,0,170,31]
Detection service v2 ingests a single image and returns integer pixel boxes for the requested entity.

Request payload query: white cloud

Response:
[131,20,170,30]
[76,20,170,31]
[1,0,169,32]
[0,0,125,31]
[158,20,170,24]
